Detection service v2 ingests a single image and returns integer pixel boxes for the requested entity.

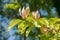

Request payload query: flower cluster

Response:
[19,7,40,20]
[18,7,60,40]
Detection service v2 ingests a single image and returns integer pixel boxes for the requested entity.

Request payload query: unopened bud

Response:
[32,10,40,20]
[19,7,30,19]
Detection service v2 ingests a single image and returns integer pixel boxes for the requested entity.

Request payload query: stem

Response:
[24,27,29,40]
[24,29,26,40]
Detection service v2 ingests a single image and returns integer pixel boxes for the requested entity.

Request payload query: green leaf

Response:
[54,24,59,30]
[4,3,20,10]
[48,18,60,28]
[26,26,33,37]
[57,33,60,38]
[34,21,41,28]
[7,19,21,31]
[18,21,29,35]
[38,18,49,26]
[49,18,60,25]
[26,17,35,24]
[49,38,57,40]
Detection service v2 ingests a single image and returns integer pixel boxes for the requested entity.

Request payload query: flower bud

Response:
[21,7,26,18]
[32,10,40,20]
[25,7,30,18]
[19,7,30,19]
[40,27,48,34]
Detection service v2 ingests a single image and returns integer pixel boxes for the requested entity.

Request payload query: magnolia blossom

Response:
[32,10,40,20]
[19,7,30,19]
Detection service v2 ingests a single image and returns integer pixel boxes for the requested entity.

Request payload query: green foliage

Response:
[7,7,60,39]
[4,3,20,10]
[7,19,22,31]
[18,21,28,35]
[7,16,60,40]
[26,26,33,37]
